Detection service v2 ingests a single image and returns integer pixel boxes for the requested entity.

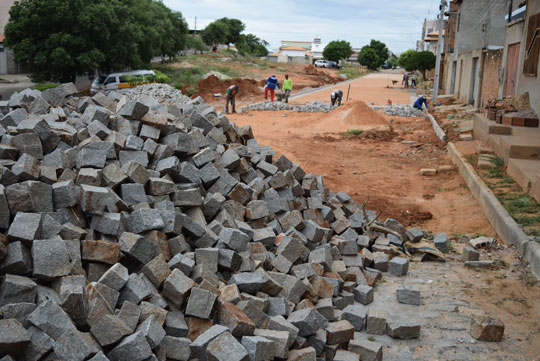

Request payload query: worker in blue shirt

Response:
[413,95,428,111]
[264,74,280,102]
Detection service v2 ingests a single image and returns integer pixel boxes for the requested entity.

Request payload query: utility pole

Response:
[195,17,197,31]
[433,0,447,104]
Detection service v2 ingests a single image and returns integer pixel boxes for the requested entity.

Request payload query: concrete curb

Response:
[447,142,539,279]
[426,113,447,143]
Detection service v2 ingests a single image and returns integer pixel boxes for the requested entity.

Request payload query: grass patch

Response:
[486,156,505,178]
[34,83,57,91]
[339,65,368,79]
[465,154,478,165]
[154,65,203,92]
[367,336,376,342]
[344,129,363,136]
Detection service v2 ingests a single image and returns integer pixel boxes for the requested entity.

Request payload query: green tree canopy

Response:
[186,35,208,54]
[368,39,389,64]
[358,46,381,70]
[398,50,436,78]
[4,0,188,82]
[201,18,245,50]
[236,34,269,57]
[322,40,353,62]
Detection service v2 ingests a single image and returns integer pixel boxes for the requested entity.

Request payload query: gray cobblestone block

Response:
[461,246,479,262]
[160,336,190,361]
[266,315,298,348]
[287,308,328,337]
[207,332,249,361]
[0,185,9,229]
[142,254,171,288]
[118,100,149,120]
[340,304,366,331]
[190,325,229,361]
[333,350,358,361]
[389,257,409,276]
[252,329,289,359]
[148,177,175,196]
[372,252,389,272]
[122,160,149,184]
[90,314,132,347]
[279,210,304,231]
[308,245,333,272]
[220,149,241,169]
[76,167,102,186]
[155,156,179,176]
[118,301,140,332]
[7,212,41,245]
[32,239,70,280]
[202,192,226,219]
[88,351,111,361]
[117,273,154,306]
[229,272,266,294]
[165,311,188,337]
[245,200,268,220]
[107,331,153,361]
[98,263,128,291]
[396,285,421,305]
[90,212,121,236]
[185,287,217,319]
[219,227,249,252]
[121,183,147,206]
[54,275,89,326]
[125,135,143,150]
[291,263,315,279]
[168,253,195,276]
[172,188,203,207]
[0,302,35,327]
[162,269,195,308]
[87,119,112,139]
[325,320,354,345]
[82,240,120,265]
[27,300,76,340]
[0,318,31,357]
[434,232,449,252]
[406,227,424,242]
[241,335,273,361]
[366,308,386,335]
[136,314,165,349]
[80,184,110,215]
[0,241,32,275]
[218,248,242,271]
[386,316,421,339]
[119,151,149,168]
[348,338,382,361]
[176,161,201,184]
[277,236,308,263]
[22,326,55,361]
[102,164,127,189]
[11,133,43,159]
[314,298,334,321]
[76,148,106,169]
[126,209,164,234]
[12,153,40,181]
[337,238,358,255]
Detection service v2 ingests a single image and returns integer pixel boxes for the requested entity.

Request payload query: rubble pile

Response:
[379,105,424,117]
[484,93,538,127]
[242,101,334,113]
[0,83,424,361]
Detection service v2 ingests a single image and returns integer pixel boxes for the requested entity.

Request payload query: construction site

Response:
[0,0,540,361]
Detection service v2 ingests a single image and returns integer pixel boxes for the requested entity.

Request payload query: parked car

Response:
[90,69,155,94]
[314,60,330,68]
[328,61,341,69]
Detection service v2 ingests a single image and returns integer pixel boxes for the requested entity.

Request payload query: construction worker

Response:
[264,74,280,102]
[282,74,292,103]
[225,84,239,114]
[330,89,343,107]
[413,95,428,111]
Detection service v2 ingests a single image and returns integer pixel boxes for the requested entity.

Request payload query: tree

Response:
[398,50,436,78]
[368,39,389,64]
[201,21,229,48]
[236,34,269,57]
[186,36,208,54]
[388,55,399,69]
[218,18,245,50]
[4,0,188,82]
[358,46,381,70]
[322,40,353,62]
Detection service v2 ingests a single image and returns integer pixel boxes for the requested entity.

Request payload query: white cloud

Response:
[162,0,440,53]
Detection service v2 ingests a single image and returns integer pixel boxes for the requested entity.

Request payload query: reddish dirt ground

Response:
[229,72,494,235]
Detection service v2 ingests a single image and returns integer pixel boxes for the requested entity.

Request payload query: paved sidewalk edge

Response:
[448,142,539,279]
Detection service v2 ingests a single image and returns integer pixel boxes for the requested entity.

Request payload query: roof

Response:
[281,40,311,43]
[280,46,309,51]
[268,52,281,57]
[0,35,5,42]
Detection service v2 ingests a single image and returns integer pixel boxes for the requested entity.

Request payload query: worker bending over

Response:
[413,95,428,111]
[265,74,280,102]
[225,84,239,114]
[331,89,343,107]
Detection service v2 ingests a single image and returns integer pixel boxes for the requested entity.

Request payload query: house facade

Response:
[268,38,326,64]
[0,0,18,75]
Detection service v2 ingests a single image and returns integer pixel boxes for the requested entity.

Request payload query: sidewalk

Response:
[0,74,31,83]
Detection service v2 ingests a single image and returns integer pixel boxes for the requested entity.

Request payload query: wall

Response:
[480,49,503,106]
[282,50,306,58]
[0,0,15,35]
[516,1,540,117]
[499,19,525,97]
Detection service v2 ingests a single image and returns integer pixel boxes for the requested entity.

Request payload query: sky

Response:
[162,0,441,54]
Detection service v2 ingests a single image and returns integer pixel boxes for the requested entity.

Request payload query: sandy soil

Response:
[229,72,493,235]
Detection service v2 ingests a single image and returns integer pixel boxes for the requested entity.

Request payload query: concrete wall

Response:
[499,18,526,98]
[480,49,504,106]
[282,50,306,58]
[0,0,15,35]
[0,49,6,74]
[516,1,540,117]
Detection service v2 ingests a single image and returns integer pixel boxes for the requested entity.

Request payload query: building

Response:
[499,0,540,116]
[267,38,326,64]
[0,0,18,75]
[440,0,508,107]
[417,19,438,51]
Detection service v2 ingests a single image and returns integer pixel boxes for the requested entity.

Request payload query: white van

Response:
[90,69,155,94]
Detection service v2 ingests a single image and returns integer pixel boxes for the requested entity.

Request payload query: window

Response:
[104,76,117,85]
[119,76,127,83]
[523,12,539,76]
[457,13,461,31]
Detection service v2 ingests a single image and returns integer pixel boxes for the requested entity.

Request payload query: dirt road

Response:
[229,72,493,235]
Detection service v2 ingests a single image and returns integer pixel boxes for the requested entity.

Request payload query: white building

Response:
[267,37,327,63]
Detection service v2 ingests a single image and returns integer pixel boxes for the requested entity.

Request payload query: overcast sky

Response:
[162,0,441,54]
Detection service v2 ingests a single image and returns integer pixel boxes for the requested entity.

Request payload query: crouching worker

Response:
[225,84,239,113]
[413,95,428,111]
[331,89,343,107]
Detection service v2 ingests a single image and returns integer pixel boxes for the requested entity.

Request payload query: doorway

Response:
[450,61,457,94]
[470,57,479,105]
[505,43,520,97]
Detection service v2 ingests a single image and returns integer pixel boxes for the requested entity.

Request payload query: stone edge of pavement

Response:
[447,142,540,279]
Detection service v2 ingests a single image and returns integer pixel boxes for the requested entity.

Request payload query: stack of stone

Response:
[380,105,424,117]
[242,101,333,113]
[0,83,420,361]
